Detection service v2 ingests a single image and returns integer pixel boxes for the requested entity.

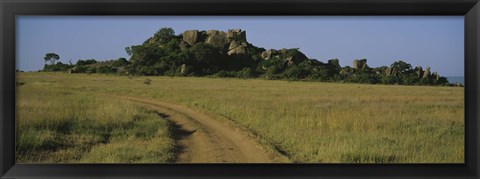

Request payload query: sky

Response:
[17,16,464,76]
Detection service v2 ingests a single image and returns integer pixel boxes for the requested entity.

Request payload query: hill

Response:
[43,27,457,86]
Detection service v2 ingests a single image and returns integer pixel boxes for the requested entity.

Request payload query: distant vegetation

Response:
[41,27,460,86]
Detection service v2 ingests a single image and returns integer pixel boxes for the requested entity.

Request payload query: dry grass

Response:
[16,72,464,163]
[16,75,175,163]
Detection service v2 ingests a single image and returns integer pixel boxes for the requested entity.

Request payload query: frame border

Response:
[1,0,479,178]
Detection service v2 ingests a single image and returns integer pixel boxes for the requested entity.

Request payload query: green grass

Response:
[16,72,464,163]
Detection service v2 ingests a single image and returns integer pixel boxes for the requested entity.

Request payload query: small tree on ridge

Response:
[44,53,60,65]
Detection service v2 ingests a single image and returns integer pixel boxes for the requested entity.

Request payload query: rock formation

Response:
[328,59,341,69]
[179,29,310,63]
[205,30,229,49]
[179,41,189,51]
[431,72,440,81]
[260,48,308,66]
[180,64,187,74]
[261,49,275,60]
[422,67,431,79]
[180,29,251,56]
[353,59,367,69]
[227,40,248,56]
[385,67,399,76]
[182,30,202,46]
[226,29,247,42]
[414,66,423,79]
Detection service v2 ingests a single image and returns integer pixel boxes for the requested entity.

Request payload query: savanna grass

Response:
[17,72,464,163]
[16,76,175,163]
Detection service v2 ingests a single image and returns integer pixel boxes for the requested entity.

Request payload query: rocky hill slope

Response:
[44,27,455,86]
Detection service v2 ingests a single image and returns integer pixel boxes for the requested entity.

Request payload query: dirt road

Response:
[118,96,286,163]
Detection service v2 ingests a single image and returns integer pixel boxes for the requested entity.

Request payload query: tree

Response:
[154,28,176,44]
[188,43,226,75]
[435,76,449,85]
[282,65,308,80]
[44,53,60,65]
[237,67,254,79]
[76,59,97,66]
[112,58,129,67]
[327,58,341,76]
[125,47,133,56]
[391,60,412,74]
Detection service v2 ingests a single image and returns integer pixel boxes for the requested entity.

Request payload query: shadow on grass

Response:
[154,112,196,162]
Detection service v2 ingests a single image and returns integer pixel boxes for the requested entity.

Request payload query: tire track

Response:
[116,96,286,163]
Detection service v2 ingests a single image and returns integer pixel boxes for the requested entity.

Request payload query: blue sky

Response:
[16,16,464,76]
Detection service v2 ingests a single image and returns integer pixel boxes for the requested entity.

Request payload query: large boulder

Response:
[353,59,367,69]
[414,66,423,78]
[226,29,247,42]
[180,64,187,74]
[180,29,248,51]
[261,49,275,60]
[422,67,431,79]
[432,72,440,81]
[260,48,308,65]
[279,48,308,64]
[286,57,296,66]
[328,59,341,69]
[385,67,398,76]
[227,40,248,55]
[205,30,229,49]
[183,30,201,46]
[340,68,352,76]
[179,41,189,51]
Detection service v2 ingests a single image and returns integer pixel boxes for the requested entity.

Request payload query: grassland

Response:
[16,75,175,163]
[16,72,464,163]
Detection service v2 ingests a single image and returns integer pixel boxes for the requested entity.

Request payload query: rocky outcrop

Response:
[183,30,202,46]
[431,72,440,81]
[353,59,367,69]
[414,66,423,79]
[339,69,350,76]
[385,67,399,76]
[179,29,311,63]
[205,30,229,49]
[179,41,189,51]
[261,49,275,60]
[328,59,341,69]
[227,40,248,55]
[260,48,308,66]
[181,29,251,56]
[422,67,431,79]
[180,64,187,74]
[226,29,247,42]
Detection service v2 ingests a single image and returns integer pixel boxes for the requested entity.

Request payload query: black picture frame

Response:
[1,0,479,178]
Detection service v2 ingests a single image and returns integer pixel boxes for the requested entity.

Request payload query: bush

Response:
[86,66,97,74]
[43,62,73,72]
[380,76,399,85]
[237,68,254,78]
[345,70,379,84]
[435,77,449,85]
[282,65,309,80]
[400,74,419,85]
[214,70,236,78]
[72,65,88,73]
[98,66,117,74]
[76,59,97,66]
[112,58,129,67]
[420,78,432,85]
